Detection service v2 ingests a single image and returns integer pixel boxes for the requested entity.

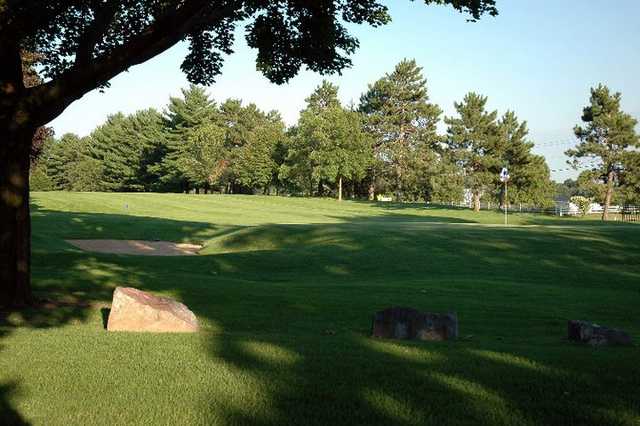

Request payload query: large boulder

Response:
[568,320,632,346]
[372,307,458,341]
[107,287,199,333]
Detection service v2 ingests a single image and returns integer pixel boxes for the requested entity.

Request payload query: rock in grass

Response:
[107,287,198,333]
[567,320,632,346]
[371,307,458,341]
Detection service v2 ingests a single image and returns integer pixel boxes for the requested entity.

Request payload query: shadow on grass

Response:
[4,204,639,424]
[100,308,111,329]
[187,219,639,424]
[0,381,30,425]
[197,332,638,425]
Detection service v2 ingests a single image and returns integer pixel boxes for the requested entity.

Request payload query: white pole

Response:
[504,181,508,226]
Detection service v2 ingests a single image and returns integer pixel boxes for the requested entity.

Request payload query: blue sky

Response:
[49,0,640,182]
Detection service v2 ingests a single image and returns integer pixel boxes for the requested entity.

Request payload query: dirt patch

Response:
[66,240,202,256]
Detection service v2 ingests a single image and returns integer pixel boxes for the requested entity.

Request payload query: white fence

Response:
[449,201,640,220]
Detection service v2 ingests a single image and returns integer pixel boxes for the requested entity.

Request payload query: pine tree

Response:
[46,133,99,191]
[160,85,219,192]
[359,59,442,201]
[619,152,640,205]
[566,84,640,220]
[444,93,500,211]
[29,136,55,191]
[305,81,342,112]
[496,111,554,207]
[89,110,164,192]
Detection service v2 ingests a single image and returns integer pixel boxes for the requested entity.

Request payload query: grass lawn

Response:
[1,192,639,425]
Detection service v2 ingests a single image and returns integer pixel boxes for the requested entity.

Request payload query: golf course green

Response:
[1,192,638,425]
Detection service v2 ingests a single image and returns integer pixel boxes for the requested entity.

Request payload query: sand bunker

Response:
[66,240,202,256]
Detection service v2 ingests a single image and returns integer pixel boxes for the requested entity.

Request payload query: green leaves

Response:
[176,123,227,187]
[283,81,372,197]
[444,94,554,208]
[7,0,498,113]
[566,84,640,210]
[359,59,442,201]
[444,92,500,198]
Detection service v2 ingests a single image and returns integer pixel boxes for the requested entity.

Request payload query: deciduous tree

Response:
[283,82,371,200]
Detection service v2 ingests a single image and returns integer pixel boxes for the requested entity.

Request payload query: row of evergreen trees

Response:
[32,59,556,207]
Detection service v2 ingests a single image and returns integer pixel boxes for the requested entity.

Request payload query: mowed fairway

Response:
[1,192,639,425]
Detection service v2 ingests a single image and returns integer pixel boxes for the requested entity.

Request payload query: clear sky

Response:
[49,0,640,182]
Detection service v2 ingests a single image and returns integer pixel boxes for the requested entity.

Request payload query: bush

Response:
[30,164,55,191]
[570,195,591,216]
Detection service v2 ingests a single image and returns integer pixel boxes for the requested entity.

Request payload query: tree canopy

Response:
[444,92,500,211]
[283,81,371,200]
[359,59,442,201]
[565,84,640,219]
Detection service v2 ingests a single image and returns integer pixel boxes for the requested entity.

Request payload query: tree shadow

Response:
[100,308,110,329]
[183,217,639,424]
[330,213,476,224]
[0,381,30,426]
[194,331,638,425]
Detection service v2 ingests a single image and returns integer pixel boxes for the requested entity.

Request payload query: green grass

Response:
[1,192,639,425]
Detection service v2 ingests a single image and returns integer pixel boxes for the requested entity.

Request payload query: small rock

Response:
[371,307,458,341]
[567,320,632,346]
[107,287,199,333]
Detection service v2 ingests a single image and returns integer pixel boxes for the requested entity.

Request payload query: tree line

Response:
[32,59,565,209]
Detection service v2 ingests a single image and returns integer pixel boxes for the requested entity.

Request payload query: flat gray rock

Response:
[568,320,632,346]
[372,307,458,341]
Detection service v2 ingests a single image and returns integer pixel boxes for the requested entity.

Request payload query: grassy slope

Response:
[1,192,639,425]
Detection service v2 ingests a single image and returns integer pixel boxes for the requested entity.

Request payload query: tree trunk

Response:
[0,129,34,308]
[395,164,402,202]
[472,192,481,212]
[602,170,615,221]
[337,176,342,202]
[368,182,375,201]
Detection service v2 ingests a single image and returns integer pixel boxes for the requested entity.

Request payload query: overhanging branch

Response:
[22,1,240,128]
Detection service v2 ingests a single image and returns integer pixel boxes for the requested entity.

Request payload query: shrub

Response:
[571,195,592,216]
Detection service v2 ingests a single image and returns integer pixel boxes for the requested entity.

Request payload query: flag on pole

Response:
[500,167,509,183]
